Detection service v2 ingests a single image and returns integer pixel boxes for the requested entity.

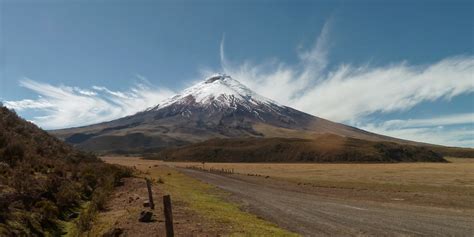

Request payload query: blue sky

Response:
[1,0,473,147]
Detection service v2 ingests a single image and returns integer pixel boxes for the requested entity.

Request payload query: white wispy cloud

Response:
[379,113,474,129]
[221,46,474,123]
[358,113,474,147]
[219,19,474,147]
[5,78,175,129]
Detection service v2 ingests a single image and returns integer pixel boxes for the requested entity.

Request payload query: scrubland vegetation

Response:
[153,135,447,163]
[0,106,131,236]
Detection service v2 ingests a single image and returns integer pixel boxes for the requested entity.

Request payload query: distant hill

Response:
[428,146,474,158]
[0,106,130,236]
[152,134,446,163]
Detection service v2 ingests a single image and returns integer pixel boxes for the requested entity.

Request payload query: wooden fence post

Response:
[145,178,155,210]
[163,195,174,237]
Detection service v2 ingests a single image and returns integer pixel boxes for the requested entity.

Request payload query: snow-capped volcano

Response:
[140,73,299,125]
[149,74,276,111]
[52,74,400,153]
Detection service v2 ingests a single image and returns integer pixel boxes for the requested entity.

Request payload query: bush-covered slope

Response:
[0,106,130,236]
[428,146,474,158]
[154,134,446,163]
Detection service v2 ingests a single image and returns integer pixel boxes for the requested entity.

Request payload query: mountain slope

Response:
[153,134,446,163]
[52,74,410,154]
[0,106,130,235]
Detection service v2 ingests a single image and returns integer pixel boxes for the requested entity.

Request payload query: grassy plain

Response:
[168,158,474,209]
[169,158,473,188]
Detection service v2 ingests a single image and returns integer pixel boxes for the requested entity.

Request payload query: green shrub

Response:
[0,133,6,148]
[92,189,107,211]
[55,182,81,209]
[2,143,24,166]
[35,200,59,222]
[76,203,97,232]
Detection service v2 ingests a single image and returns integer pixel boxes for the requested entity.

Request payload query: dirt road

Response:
[179,168,474,236]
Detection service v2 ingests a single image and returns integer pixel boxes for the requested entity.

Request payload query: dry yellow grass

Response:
[168,158,474,208]
[104,156,474,209]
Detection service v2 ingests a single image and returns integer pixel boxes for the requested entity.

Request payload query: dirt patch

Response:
[87,177,227,236]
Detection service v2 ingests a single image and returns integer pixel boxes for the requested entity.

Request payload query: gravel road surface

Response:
[179,168,474,236]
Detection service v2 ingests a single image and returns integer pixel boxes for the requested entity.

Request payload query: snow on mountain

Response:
[149,74,278,111]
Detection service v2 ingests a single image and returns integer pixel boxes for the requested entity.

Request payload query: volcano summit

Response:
[53,74,412,153]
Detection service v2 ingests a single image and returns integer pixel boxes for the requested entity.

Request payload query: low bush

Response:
[55,182,82,209]
[0,106,132,235]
